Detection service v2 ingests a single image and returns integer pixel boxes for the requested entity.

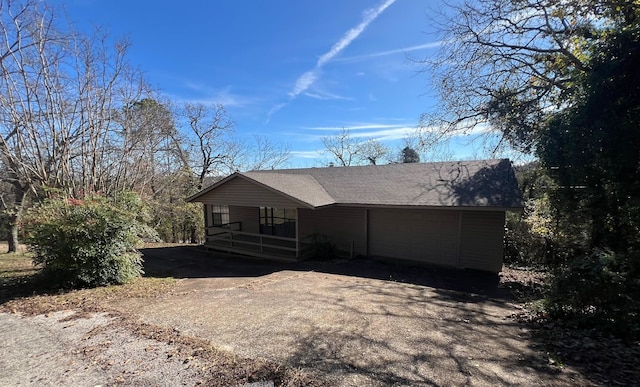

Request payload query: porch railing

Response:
[205,223,298,260]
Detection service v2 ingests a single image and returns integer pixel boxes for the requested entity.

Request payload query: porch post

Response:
[295,208,300,258]
[203,204,209,243]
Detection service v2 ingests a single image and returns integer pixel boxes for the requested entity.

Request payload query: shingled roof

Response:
[188,159,524,210]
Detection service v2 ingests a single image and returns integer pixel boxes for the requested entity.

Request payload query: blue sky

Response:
[61,0,476,167]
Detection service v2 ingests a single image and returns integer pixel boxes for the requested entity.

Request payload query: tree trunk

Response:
[6,185,26,253]
[190,226,197,244]
[7,217,19,253]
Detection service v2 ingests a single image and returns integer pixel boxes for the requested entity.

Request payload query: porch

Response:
[204,222,303,261]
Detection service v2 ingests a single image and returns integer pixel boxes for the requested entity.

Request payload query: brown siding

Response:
[229,206,259,234]
[204,204,212,227]
[298,206,366,256]
[459,211,505,272]
[368,209,460,267]
[197,177,301,208]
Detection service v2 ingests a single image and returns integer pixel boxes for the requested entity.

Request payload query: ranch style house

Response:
[187,159,524,273]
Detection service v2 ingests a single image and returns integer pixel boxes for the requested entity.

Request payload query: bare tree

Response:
[112,98,181,196]
[321,128,359,166]
[180,103,235,190]
[418,0,602,154]
[402,131,454,162]
[229,135,290,171]
[357,138,389,165]
[0,0,147,251]
[321,128,389,166]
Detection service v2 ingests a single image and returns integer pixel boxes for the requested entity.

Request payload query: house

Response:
[187,159,524,272]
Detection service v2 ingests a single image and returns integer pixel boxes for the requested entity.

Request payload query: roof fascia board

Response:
[330,203,524,211]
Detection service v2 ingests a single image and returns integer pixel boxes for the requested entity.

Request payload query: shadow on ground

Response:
[137,245,580,386]
[141,245,508,300]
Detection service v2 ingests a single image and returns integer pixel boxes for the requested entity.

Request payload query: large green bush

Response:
[23,193,157,288]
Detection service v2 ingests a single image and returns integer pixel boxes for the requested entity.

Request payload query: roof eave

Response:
[330,203,524,211]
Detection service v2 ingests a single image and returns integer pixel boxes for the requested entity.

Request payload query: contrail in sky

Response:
[288,0,397,98]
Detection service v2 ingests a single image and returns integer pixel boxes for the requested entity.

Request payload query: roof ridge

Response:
[248,158,509,173]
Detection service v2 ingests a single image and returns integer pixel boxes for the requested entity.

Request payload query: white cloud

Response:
[171,84,251,107]
[418,121,493,136]
[289,150,326,159]
[303,123,408,131]
[348,126,415,140]
[293,122,417,142]
[287,0,396,99]
[265,102,288,124]
[303,90,353,101]
[289,71,318,98]
[335,41,444,63]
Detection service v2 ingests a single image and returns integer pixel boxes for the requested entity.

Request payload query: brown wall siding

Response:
[229,206,259,234]
[368,208,460,267]
[432,211,460,265]
[459,211,505,272]
[204,204,212,227]
[197,178,300,208]
[298,207,366,256]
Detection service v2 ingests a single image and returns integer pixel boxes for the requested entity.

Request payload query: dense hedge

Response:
[23,193,157,288]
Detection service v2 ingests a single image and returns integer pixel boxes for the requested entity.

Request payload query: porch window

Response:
[210,205,229,226]
[259,207,296,238]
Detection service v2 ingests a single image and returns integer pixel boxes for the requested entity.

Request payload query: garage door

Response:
[368,209,460,267]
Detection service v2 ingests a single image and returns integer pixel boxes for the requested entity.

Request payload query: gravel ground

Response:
[0,310,207,386]
[1,246,597,386]
[114,270,587,386]
[107,246,590,386]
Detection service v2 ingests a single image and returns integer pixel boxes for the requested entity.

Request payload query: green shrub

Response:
[545,248,640,340]
[23,193,158,288]
[302,233,337,260]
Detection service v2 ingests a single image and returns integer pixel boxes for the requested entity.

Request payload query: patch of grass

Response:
[1,246,176,315]
[0,248,39,299]
[0,250,37,280]
[1,276,176,315]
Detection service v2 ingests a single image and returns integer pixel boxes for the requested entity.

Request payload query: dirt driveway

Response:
[106,246,585,386]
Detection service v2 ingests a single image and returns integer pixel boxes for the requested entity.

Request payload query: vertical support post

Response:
[364,208,369,256]
[456,211,463,269]
[295,208,300,258]
[203,204,209,243]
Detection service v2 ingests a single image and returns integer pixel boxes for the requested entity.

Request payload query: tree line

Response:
[422,0,640,339]
[0,0,289,252]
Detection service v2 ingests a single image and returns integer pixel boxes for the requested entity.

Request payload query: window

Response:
[210,205,229,226]
[259,207,296,238]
